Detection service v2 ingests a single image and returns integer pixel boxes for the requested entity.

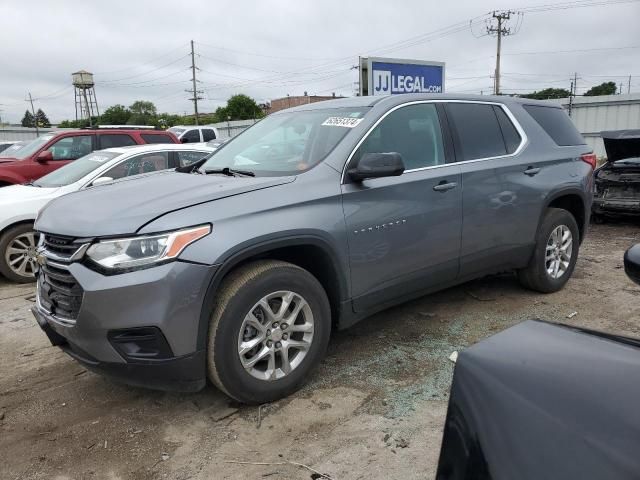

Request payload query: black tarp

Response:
[436,319,640,480]
[601,130,640,162]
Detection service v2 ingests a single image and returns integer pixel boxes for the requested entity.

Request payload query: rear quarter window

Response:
[141,133,176,144]
[522,105,585,146]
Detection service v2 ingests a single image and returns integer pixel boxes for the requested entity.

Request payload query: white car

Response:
[0,143,215,283]
[168,125,220,143]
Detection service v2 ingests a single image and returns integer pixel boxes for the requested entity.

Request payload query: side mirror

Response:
[36,150,53,163]
[91,176,114,187]
[348,153,405,182]
[624,244,640,285]
[180,137,189,143]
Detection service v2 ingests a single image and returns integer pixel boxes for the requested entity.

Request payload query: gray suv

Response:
[32,94,594,404]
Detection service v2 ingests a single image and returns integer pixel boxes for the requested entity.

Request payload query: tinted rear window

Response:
[523,105,585,146]
[447,103,507,161]
[99,134,136,149]
[141,133,175,144]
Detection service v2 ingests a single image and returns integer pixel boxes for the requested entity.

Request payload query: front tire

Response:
[518,208,579,293]
[207,260,331,404]
[0,224,38,283]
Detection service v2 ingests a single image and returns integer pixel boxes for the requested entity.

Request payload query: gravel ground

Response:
[1,222,639,480]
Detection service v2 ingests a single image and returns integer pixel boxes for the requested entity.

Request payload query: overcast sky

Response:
[1,0,639,123]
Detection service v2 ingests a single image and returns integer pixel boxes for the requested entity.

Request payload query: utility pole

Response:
[187,40,204,126]
[629,75,632,94]
[486,11,518,95]
[568,73,577,117]
[28,92,39,137]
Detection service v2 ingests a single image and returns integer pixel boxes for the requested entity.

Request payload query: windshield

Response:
[168,127,186,136]
[11,134,56,160]
[34,151,120,187]
[201,107,369,176]
[0,142,26,158]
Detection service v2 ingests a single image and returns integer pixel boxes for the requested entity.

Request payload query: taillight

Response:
[581,153,597,170]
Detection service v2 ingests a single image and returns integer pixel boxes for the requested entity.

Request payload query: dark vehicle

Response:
[0,127,178,186]
[436,319,640,480]
[593,129,640,219]
[438,248,640,480]
[32,94,594,403]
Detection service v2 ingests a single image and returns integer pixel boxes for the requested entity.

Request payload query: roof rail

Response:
[81,125,159,130]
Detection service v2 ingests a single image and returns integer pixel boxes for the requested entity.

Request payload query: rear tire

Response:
[207,260,331,404]
[518,208,579,293]
[0,224,38,283]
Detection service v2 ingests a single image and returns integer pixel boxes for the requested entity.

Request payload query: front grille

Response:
[36,234,88,325]
[43,234,79,260]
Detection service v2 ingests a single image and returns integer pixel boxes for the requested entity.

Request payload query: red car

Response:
[0,127,179,186]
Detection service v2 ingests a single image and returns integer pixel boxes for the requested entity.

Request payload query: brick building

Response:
[267,93,342,114]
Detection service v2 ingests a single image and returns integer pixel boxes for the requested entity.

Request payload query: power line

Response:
[99,54,190,84]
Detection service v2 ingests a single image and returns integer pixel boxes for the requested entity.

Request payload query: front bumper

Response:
[593,196,640,216]
[33,260,217,392]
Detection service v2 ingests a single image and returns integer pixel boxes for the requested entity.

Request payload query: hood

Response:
[602,130,640,162]
[0,184,60,205]
[36,170,295,237]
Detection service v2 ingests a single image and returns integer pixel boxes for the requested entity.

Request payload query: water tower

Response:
[72,70,100,125]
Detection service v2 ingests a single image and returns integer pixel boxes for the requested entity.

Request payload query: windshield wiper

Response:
[204,167,255,177]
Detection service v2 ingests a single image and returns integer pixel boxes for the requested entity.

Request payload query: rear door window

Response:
[493,106,522,154]
[104,152,170,180]
[446,103,507,161]
[98,134,136,149]
[140,133,175,144]
[202,129,216,141]
[182,129,201,143]
[523,105,585,146]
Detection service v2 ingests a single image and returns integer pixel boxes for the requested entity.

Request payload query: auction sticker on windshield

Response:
[322,117,363,128]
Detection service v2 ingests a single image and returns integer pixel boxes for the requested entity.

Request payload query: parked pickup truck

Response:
[32,94,594,403]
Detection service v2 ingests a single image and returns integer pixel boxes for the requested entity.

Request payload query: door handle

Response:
[524,166,541,176]
[433,181,458,192]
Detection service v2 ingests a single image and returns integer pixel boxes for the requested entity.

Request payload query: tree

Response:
[35,109,51,127]
[584,81,617,97]
[520,88,571,100]
[100,104,131,125]
[127,100,157,125]
[21,110,35,127]
[220,94,264,121]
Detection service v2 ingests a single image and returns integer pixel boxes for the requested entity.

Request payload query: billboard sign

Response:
[360,57,445,96]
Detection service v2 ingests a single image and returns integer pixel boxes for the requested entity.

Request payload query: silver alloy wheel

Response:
[5,231,39,279]
[238,290,314,381]
[545,225,573,279]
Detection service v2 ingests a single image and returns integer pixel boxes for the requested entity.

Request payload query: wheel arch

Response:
[196,235,348,351]
[541,188,589,243]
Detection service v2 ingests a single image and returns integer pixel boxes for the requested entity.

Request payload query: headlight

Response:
[86,225,211,272]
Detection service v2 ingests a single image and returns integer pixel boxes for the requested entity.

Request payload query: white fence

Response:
[0,119,259,142]
[0,127,68,142]
[550,93,640,158]
[209,119,258,138]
